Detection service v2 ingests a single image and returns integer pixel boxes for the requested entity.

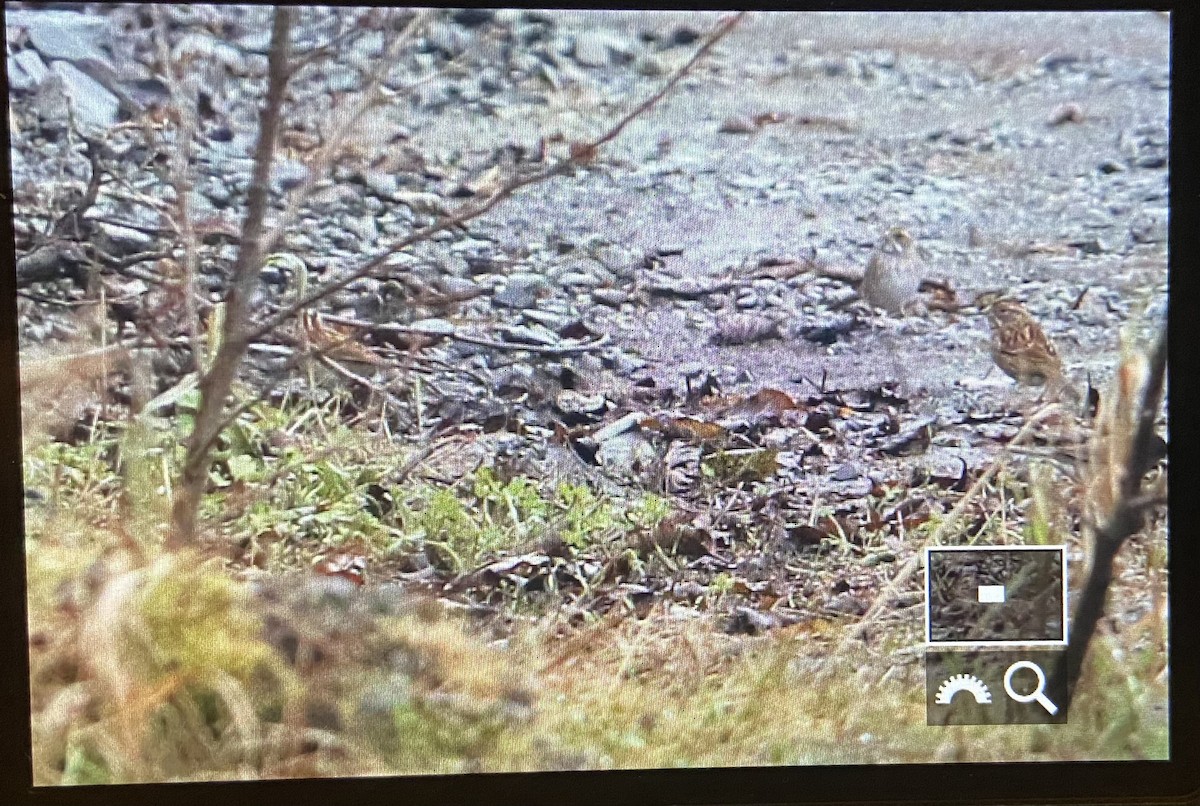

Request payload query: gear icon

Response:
[935,673,992,705]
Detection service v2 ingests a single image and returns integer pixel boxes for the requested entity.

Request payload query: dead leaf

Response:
[1047,102,1085,126]
[301,310,383,365]
[314,554,367,586]
[703,448,780,484]
[784,523,828,547]
[715,388,798,427]
[640,415,728,445]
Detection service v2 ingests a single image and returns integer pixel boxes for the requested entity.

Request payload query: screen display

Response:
[7,5,1169,784]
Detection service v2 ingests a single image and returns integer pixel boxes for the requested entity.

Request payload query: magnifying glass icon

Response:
[1003,661,1058,715]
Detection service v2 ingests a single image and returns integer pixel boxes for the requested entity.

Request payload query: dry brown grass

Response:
[20,343,129,446]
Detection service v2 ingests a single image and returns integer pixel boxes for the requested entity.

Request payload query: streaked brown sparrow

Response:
[300,309,384,377]
[974,291,1066,393]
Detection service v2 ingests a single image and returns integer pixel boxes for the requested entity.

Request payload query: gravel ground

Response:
[453,10,1170,404]
[10,8,1170,629]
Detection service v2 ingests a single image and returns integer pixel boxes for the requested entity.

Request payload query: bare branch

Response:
[167,9,746,548]
[317,310,611,355]
[1050,328,1167,700]
[580,12,743,158]
[152,6,203,372]
[248,11,746,346]
[169,7,294,549]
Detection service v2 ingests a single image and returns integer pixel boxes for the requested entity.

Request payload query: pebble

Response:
[452,8,495,27]
[9,49,49,90]
[669,25,701,46]
[595,431,659,479]
[592,412,644,443]
[361,170,399,200]
[556,270,601,289]
[48,61,119,132]
[635,54,666,76]
[572,30,635,68]
[493,273,550,309]
[273,159,309,193]
[440,276,482,296]
[592,288,630,307]
[96,222,153,254]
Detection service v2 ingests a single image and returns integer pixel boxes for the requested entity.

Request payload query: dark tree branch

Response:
[1050,328,1167,702]
[168,7,294,549]
[165,9,746,549]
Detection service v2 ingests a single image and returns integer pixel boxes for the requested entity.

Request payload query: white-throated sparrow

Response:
[862,226,924,315]
[974,291,1066,393]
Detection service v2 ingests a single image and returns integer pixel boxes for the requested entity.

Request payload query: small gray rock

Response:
[635,54,666,76]
[361,170,399,200]
[440,276,482,296]
[46,61,120,132]
[324,64,361,93]
[424,21,470,56]
[10,49,49,90]
[499,323,559,347]
[592,288,630,307]
[825,592,868,616]
[409,318,457,337]
[595,430,659,481]
[493,272,549,308]
[725,607,778,636]
[831,463,859,482]
[556,270,601,289]
[7,10,111,63]
[96,222,153,255]
[273,159,310,193]
[572,30,635,68]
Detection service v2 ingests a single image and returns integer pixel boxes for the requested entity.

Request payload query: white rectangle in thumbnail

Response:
[977,585,1006,603]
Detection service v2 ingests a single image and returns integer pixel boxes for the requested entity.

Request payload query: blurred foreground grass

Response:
[23,398,1168,784]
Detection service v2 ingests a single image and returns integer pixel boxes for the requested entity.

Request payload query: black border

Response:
[0,2,1196,805]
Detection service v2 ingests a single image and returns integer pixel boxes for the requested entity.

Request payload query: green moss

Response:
[61,738,111,785]
[139,557,295,699]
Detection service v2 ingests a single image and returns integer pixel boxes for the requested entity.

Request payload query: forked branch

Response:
[168,7,294,548]
[166,9,746,548]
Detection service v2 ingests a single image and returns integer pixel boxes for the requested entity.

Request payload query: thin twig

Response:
[843,402,1066,648]
[585,12,741,156]
[247,11,747,347]
[169,8,295,548]
[287,10,375,76]
[318,311,612,356]
[152,6,203,373]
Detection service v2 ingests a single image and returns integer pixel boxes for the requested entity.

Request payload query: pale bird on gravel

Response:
[861,226,924,316]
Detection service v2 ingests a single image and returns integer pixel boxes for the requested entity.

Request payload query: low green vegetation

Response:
[22,398,1169,783]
